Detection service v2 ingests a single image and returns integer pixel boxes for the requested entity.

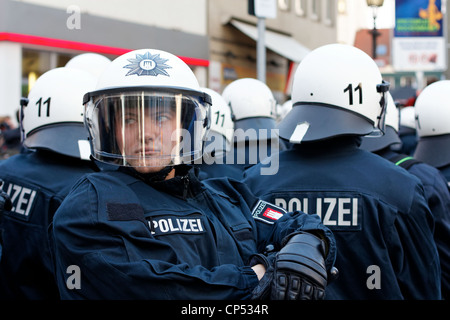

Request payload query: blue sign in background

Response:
[395,0,444,37]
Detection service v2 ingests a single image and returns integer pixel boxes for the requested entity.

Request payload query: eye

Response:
[156,112,172,122]
[124,115,137,125]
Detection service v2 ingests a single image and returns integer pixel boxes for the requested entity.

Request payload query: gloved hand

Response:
[271,232,328,300]
[0,180,12,213]
[249,248,276,300]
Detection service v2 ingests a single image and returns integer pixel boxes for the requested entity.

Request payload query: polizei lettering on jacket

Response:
[1,181,37,220]
[272,192,362,231]
[147,215,206,236]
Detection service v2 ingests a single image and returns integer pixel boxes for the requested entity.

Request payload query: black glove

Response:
[249,246,276,300]
[0,180,12,213]
[271,232,328,300]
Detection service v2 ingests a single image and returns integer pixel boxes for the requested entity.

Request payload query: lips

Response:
[136,149,161,156]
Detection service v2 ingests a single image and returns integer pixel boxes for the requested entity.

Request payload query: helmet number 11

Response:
[36,97,51,117]
[343,83,363,105]
[214,110,225,127]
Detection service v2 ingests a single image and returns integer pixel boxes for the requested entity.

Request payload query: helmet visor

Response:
[85,89,210,169]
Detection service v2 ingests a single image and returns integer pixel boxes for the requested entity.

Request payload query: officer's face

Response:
[115,106,179,174]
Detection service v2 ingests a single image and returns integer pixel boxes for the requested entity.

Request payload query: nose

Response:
[142,124,163,151]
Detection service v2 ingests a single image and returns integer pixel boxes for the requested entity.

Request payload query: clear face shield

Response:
[84,88,210,173]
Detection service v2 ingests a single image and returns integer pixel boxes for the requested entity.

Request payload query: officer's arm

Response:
[388,184,442,299]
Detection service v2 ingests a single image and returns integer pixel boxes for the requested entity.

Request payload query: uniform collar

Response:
[292,136,362,154]
[121,165,204,199]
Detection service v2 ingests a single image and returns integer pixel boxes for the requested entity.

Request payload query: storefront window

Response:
[21,49,75,96]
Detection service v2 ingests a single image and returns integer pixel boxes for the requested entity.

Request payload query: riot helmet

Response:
[83,49,211,173]
[65,53,112,78]
[21,67,97,159]
[200,87,234,161]
[277,44,389,144]
[221,78,277,142]
[413,80,450,167]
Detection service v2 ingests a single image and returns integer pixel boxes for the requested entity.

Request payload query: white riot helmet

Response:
[413,80,450,167]
[278,44,390,143]
[399,106,416,130]
[278,100,293,122]
[21,67,97,159]
[360,93,401,152]
[200,87,234,159]
[65,53,111,78]
[221,78,277,141]
[83,49,211,169]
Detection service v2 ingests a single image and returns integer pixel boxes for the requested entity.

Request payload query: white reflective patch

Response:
[289,122,310,144]
[78,140,91,160]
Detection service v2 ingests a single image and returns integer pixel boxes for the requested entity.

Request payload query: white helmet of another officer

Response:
[278,44,389,144]
[65,53,111,78]
[83,49,211,170]
[413,80,450,167]
[201,87,234,159]
[399,106,416,131]
[21,67,97,159]
[221,78,277,141]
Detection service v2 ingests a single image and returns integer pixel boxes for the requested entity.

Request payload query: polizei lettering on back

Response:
[273,192,362,231]
[1,182,38,220]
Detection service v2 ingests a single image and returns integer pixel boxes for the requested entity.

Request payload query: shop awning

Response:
[229,19,310,63]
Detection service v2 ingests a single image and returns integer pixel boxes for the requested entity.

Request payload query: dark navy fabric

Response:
[242,137,441,299]
[397,127,417,156]
[199,138,286,180]
[51,167,335,300]
[437,165,450,185]
[379,149,450,300]
[0,149,96,299]
[196,153,244,181]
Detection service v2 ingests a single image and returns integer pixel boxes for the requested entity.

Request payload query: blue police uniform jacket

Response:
[202,138,286,181]
[437,165,450,186]
[378,149,450,300]
[0,149,97,299]
[197,153,244,181]
[51,166,336,300]
[242,137,442,299]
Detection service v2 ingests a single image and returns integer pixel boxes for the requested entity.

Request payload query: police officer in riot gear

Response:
[51,49,337,300]
[243,44,441,299]
[397,106,418,156]
[0,67,101,299]
[361,92,450,300]
[196,87,237,180]
[221,78,285,179]
[414,80,450,183]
